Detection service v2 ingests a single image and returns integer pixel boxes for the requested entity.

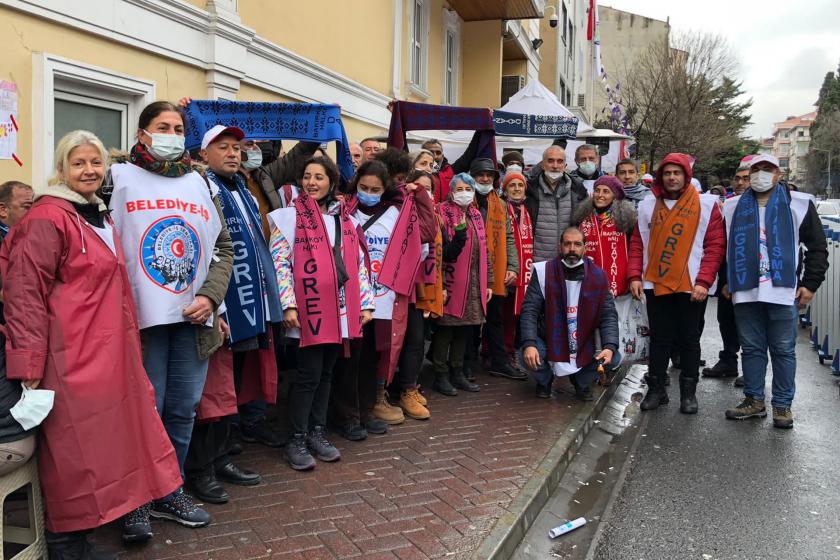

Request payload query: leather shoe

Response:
[215,461,261,486]
[186,473,229,504]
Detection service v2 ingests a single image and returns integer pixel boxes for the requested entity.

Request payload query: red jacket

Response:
[433,162,455,204]
[0,194,181,532]
[627,153,726,289]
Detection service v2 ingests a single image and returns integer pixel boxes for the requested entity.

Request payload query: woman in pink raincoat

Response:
[0,130,182,558]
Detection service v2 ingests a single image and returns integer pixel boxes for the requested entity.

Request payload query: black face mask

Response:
[259,141,281,167]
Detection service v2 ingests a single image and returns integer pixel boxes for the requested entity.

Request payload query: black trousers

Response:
[184,350,253,476]
[184,417,232,476]
[716,295,740,365]
[289,343,341,434]
[646,291,706,388]
[432,325,470,374]
[483,295,509,368]
[330,330,375,427]
[395,304,426,390]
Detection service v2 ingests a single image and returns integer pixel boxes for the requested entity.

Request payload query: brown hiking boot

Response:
[400,388,431,420]
[414,385,428,406]
[772,407,794,429]
[372,385,405,425]
[725,396,767,420]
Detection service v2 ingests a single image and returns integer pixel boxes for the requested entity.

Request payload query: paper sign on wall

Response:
[0,81,19,161]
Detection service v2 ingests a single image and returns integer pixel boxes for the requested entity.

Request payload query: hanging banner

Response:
[493,110,578,139]
[0,81,18,161]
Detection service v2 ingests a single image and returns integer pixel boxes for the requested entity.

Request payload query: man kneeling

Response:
[520,227,619,400]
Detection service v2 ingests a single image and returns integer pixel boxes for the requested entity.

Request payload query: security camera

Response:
[549,13,559,28]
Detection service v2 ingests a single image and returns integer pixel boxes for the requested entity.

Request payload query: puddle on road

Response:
[545,365,649,559]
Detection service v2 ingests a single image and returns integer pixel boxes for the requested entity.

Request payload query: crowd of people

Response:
[0,98,829,559]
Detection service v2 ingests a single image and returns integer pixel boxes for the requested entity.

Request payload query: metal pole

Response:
[828,151,832,198]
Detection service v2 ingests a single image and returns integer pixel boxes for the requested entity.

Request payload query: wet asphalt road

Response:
[594,300,840,560]
[513,299,840,560]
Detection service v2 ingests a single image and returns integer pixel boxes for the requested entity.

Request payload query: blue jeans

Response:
[733,302,798,408]
[520,337,620,390]
[141,323,209,477]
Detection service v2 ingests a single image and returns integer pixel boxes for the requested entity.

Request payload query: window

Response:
[32,54,155,186]
[442,9,461,105]
[568,24,575,59]
[409,0,430,94]
[559,79,567,105]
[798,129,805,137]
[562,4,568,44]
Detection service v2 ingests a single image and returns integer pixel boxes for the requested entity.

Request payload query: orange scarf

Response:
[416,221,444,318]
[644,186,701,295]
[485,192,508,295]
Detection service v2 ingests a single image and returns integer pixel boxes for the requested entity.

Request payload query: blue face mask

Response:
[357,190,382,207]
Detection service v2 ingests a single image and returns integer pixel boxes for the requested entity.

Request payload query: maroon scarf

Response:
[507,201,534,315]
[544,258,609,367]
[293,195,363,346]
[439,201,488,318]
[378,193,423,296]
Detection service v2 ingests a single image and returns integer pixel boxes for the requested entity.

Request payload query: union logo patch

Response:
[140,215,202,293]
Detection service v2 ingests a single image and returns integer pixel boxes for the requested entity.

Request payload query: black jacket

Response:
[524,170,588,230]
[519,259,619,359]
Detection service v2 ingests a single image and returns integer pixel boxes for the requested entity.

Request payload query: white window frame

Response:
[442,9,461,106]
[408,0,431,98]
[32,53,155,187]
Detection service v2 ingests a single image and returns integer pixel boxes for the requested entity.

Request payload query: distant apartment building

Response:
[771,111,816,184]
[592,5,670,121]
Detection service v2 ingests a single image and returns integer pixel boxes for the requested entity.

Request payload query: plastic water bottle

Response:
[548,517,587,538]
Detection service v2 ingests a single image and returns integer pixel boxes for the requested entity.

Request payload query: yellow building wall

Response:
[0,8,207,184]
[182,0,206,9]
[537,17,558,93]
[460,20,502,108]
[502,60,528,80]
[238,0,395,97]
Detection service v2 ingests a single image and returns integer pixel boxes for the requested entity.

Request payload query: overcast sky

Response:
[601,0,840,139]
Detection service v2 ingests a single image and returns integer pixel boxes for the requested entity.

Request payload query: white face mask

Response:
[475,182,494,195]
[578,161,598,176]
[143,130,185,161]
[506,164,523,174]
[453,190,475,207]
[562,253,584,268]
[241,148,263,170]
[545,170,563,182]
[750,170,776,192]
[10,384,55,430]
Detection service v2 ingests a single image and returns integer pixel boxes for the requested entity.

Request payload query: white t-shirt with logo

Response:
[552,280,582,377]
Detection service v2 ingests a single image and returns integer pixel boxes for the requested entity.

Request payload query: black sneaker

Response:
[535,384,552,399]
[307,426,341,462]
[240,419,284,448]
[150,488,211,528]
[734,375,745,387]
[488,363,528,380]
[364,418,388,435]
[284,433,316,471]
[575,386,594,402]
[335,422,368,441]
[122,503,152,543]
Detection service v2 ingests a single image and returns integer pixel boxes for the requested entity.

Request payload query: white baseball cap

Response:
[747,153,780,169]
[201,124,245,150]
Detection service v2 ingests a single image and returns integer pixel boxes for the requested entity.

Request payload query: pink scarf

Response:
[439,200,488,318]
[379,193,423,296]
[293,195,363,346]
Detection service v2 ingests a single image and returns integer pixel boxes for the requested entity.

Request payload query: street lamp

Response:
[812,148,833,197]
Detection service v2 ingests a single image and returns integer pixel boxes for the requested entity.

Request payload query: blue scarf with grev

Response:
[184,100,355,181]
[728,185,796,292]
[206,170,282,344]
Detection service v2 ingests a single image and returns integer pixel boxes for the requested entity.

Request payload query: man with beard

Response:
[519,227,619,400]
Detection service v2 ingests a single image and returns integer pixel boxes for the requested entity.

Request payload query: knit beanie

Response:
[594,175,625,200]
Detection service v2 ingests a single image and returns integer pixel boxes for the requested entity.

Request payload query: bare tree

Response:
[621,31,751,174]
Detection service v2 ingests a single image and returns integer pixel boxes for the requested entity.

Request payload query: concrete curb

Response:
[470,365,631,560]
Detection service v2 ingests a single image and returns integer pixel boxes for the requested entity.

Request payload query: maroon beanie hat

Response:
[594,175,625,200]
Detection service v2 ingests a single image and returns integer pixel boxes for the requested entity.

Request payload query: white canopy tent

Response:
[405,80,633,172]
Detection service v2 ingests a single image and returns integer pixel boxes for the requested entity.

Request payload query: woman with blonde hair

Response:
[0,130,182,556]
